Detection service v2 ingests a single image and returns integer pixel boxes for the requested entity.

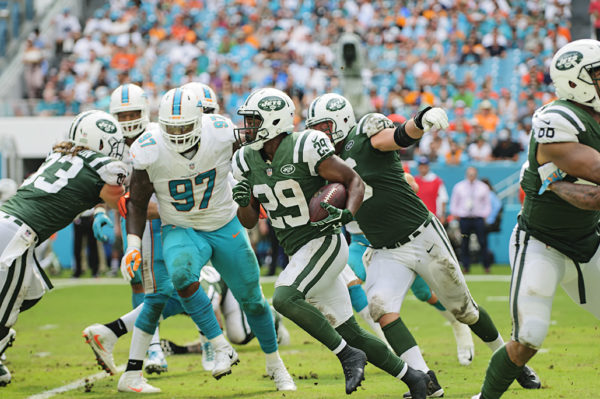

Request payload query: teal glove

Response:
[92,211,114,243]
[310,202,354,231]
[232,180,251,207]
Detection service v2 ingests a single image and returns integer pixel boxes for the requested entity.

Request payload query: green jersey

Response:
[520,99,600,262]
[0,150,128,242]
[339,115,430,248]
[232,130,336,255]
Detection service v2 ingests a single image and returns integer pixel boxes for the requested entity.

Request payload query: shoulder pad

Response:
[295,129,335,176]
[533,104,585,144]
[231,146,250,181]
[202,114,236,144]
[129,130,160,170]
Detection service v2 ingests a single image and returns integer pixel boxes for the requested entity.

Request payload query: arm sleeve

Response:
[300,130,335,176]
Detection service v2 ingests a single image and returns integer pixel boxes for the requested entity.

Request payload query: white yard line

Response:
[27,365,125,399]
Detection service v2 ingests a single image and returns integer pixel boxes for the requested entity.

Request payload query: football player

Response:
[306,93,540,397]
[473,39,600,399]
[84,83,170,375]
[120,87,295,393]
[232,87,430,398]
[0,110,127,387]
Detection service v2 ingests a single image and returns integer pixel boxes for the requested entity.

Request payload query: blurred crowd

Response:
[17,0,572,164]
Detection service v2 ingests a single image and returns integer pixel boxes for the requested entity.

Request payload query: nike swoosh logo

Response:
[426,245,434,253]
[232,232,240,238]
[128,386,143,392]
[93,334,105,351]
[541,119,551,125]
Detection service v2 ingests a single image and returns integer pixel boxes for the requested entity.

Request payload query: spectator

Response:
[22,39,45,99]
[444,139,467,166]
[450,166,492,273]
[53,8,81,56]
[468,135,492,161]
[482,28,507,57]
[474,100,500,134]
[452,85,475,109]
[492,129,523,161]
[72,210,99,278]
[414,156,449,224]
[481,178,503,266]
[497,88,518,123]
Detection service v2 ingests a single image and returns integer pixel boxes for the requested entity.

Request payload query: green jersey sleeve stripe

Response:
[239,147,250,173]
[542,109,584,134]
[235,148,246,174]
[297,132,310,164]
[292,132,303,163]
[356,114,368,136]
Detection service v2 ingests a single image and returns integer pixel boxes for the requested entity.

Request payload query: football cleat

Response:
[403,369,443,398]
[118,371,161,393]
[451,321,474,366]
[0,360,11,387]
[516,365,541,389]
[400,367,431,399]
[471,394,482,399]
[338,345,367,394]
[201,340,215,372]
[144,345,168,375]
[266,358,296,391]
[82,324,118,375]
[160,339,189,356]
[212,344,239,380]
[0,329,15,357]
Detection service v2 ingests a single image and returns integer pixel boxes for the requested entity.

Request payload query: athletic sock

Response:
[348,284,369,313]
[125,359,143,372]
[149,326,161,351]
[180,288,222,340]
[382,317,418,356]
[118,305,143,334]
[272,285,343,351]
[105,318,128,338]
[126,326,153,370]
[336,316,405,376]
[400,346,429,373]
[469,306,502,345]
[480,345,524,399]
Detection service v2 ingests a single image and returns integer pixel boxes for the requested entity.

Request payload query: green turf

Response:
[2,276,598,398]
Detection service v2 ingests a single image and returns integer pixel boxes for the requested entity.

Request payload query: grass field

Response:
[2,266,599,399]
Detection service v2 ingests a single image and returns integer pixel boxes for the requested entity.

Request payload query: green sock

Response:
[481,345,524,399]
[382,317,418,355]
[336,316,405,376]
[469,306,499,342]
[272,285,342,351]
[431,300,446,311]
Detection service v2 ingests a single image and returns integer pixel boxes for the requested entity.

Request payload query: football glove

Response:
[121,234,142,282]
[310,202,354,231]
[92,209,114,243]
[118,192,130,218]
[538,162,566,195]
[232,180,251,208]
[362,113,395,137]
[414,106,449,132]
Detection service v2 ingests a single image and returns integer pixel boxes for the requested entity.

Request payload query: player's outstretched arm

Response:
[538,142,600,185]
[548,180,600,210]
[370,107,449,152]
[317,155,364,215]
[127,169,154,237]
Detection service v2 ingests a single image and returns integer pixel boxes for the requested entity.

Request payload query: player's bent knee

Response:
[272,286,302,317]
[226,328,254,345]
[450,303,479,325]
[367,295,387,322]
[241,300,267,316]
[517,317,550,350]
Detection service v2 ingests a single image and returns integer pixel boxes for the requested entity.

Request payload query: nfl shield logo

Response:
[266,168,273,176]
[189,163,195,170]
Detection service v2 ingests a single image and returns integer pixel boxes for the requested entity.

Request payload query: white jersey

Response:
[129,114,237,230]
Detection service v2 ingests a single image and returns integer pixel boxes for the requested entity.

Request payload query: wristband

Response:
[413,106,432,130]
[127,234,142,249]
[393,122,419,147]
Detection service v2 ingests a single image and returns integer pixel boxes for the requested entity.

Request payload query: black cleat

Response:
[337,346,367,395]
[517,365,541,389]
[401,366,431,399]
[403,369,444,398]
[160,339,190,356]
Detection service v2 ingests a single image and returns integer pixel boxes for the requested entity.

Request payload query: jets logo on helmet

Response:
[109,84,149,138]
[181,82,220,114]
[555,51,583,71]
[306,93,356,145]
[68,110,125,160]
[158,87,203,153]
[235,88,295,150]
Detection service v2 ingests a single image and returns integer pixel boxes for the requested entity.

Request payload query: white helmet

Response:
[68,110,125,160]
[550,39,600,112]
[109,83,149,138]
[0,178,17,203]
[235,88,295,150]
[158,87,203,152]
[182,82,220,114]
[306,93,356,144]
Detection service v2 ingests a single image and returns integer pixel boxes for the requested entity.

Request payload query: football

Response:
[309,183,347,222]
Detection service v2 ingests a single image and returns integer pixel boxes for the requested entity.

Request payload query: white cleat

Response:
[0,360,11,387]
[82,324,118,375]
[212,344,239,380]
[0,329,15,356]
[471,393,481,399]
[145,345,168,375]
[451,321,475,366]
[266,358,296,391]
[118,371,161,393]
[201,341,215,372]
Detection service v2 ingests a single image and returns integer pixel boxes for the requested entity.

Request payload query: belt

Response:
[379,215,433,250]
[0,212,23,227]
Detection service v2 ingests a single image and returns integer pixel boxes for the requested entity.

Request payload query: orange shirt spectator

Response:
[474,100,499,133]
[111,52,137,71]
[149,25,167,41]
